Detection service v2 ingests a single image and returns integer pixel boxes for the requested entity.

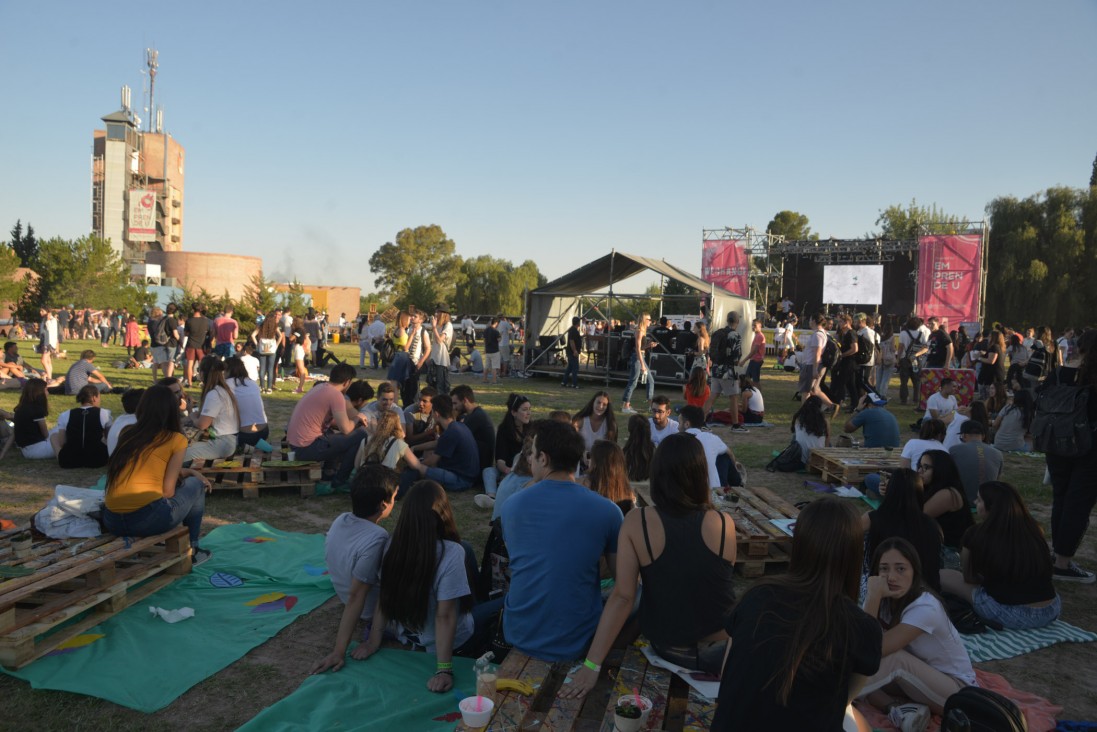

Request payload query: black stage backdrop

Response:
[779,253,918,318]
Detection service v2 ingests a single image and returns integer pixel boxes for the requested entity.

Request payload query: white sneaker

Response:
[888,702,930,732]
[473,494,495,509]
[621,406,637,414]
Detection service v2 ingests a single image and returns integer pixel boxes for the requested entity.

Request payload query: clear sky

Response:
[1,1,1094,293]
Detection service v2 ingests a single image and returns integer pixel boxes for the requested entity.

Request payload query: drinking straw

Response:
[476,695,483,712]
[633,687,642,708]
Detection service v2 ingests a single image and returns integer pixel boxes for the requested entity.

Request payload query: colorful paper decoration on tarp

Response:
[245,592,298,613]
[303,564,329,576]
[209,572,245,588]
[46,634,104,657]
[242,536,276,543]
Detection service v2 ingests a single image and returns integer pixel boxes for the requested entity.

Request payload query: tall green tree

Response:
[8,220,38,267]
[0,245,28,311]
[24,235,152,317]
[874,199,963,239]
[367,225,463,303]
[1090,151,1097,188]
[765,211,816,241]
[278,280,309,317]
[454,256,545,315]
[242,272,279,316]
[984,186,1097,327]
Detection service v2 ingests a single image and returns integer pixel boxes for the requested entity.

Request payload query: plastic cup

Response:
[286,450,296,461]
[459,695,494,729]
[614,695,652,732]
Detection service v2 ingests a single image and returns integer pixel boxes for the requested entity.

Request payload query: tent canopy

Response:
[526,250,756,349]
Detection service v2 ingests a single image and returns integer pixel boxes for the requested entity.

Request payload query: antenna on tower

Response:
[145,48,159,133]
[121,85,132,112]
[155,108,163,133]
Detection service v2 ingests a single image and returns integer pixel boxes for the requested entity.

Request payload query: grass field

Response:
[1,340,1094,730]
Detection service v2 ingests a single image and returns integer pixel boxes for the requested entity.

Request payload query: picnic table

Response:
[456,643,715,731]
[806,447,904,485]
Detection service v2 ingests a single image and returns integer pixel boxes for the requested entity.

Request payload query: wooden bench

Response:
[632,483,795,579]
[806,447,903,484]
[457,643,715,731]
[0,525,191,668]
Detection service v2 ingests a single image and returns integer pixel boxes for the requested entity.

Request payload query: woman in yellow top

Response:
[101,385,214,565]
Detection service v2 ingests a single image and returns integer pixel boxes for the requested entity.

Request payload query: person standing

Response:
[482,318,501,385]
[497,316,513,376]
[704,312,747,433]
[924,317,953,370]
[897,317,929,406]
[212,307,239,360]
[743,318,766,384]
[184,304,210,388]
[621,313,655,415]
[429,305,454,396]
[400,311,432,407]
[148,305,180,382]
[561,317,582,389]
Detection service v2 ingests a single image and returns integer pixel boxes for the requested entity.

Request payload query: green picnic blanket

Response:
[961,620,1097,663]
[237,649,477,731]
[2,522,334,712]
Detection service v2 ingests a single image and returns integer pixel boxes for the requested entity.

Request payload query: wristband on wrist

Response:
[437,661,453,670]
[582,658,601,672]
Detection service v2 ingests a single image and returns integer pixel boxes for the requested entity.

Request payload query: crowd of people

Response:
[3,296,1094,732]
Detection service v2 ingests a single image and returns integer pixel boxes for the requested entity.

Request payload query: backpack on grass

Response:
[941,686,1027,732]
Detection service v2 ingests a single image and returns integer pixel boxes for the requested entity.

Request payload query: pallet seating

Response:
[190,453,322,499]
[806,447,903,484]
[457,643,715,731]
[0,525,191,668]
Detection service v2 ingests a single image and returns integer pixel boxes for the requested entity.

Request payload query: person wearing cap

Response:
[844,393,900,449]
[428,304,454,395]
[948,420,1003,504]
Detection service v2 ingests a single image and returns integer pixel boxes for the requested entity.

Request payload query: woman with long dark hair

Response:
[1045,328,1097,582]
[942,400,989,450]
[54,385,112,469]
[916,450,973,550]
[622,413,654,481]
[561,433,738,701]
[13,378,55,459]
[572,390,618,454]
[101,385,213,564]
[225,357,269,448]
[185,359,240,460]
[941,482,1060,628]
[976,330,1007,392]
[485,393,532,495]
[581,439,634,514]
[992,388,1034,452]
[739,375,765,424]
[860,537,975,725]
[682,365,710,409]
[254,313,282,394]
[711,497,882,729]
[354,480,499,692]
[862,468,942,591]
[792,394,829,465]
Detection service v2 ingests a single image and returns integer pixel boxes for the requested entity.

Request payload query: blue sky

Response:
[1,1,1094,293]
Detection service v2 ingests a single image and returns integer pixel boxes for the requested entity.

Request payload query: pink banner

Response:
[701,239,749,297]
[915,234,982,328]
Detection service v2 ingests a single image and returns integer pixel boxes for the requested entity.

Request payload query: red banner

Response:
[701,239,749,297]
[915,234,982,328]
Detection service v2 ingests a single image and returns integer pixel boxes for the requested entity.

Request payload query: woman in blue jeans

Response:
[101,385,214,565]
[621,313,655,414]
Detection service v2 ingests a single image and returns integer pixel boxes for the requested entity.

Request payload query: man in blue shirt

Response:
[500,420,623,662]
[844,394,900,448]
[401,393,478,496]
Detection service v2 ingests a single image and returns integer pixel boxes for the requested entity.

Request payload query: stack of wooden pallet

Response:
[0,525,191,669]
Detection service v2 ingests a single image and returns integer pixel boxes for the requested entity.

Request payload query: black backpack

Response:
[1031,384,1093,457]
[152,317,170,346]
[1024,341,1049,380]
[855,331,874,365]
[820,334,841,371]
[711,326,742,372]
[941,686,1027,731]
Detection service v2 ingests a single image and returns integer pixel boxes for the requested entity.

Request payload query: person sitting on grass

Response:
[13,378,56,459]
[679,406,738,488]
[286,363,367,490]
[63,349,114,395]
[128,339,153,369]
[351,479,503,692]
[579,439,635,515]
[184,359,240,461]
[100,385,213,566]
[107,388,144,456]
[844,393,900,448]
[622,414,654,482]
[53,384,113,469]
[860,537,975,728]
[560,433,737,701]
[862,469,942,592]
[682,365,710,410]
[310,465,398,674]
[900,419,946,470]
[941,481,1060,630]
[791,395,830,469]
[399,394,479,496]
[738,375,765,424]
[915,450,973,551]
[572,390,618,455]
[225,357,269,449]
[355,410,418,472]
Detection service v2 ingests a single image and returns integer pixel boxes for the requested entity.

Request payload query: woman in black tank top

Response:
[559,434,738,700]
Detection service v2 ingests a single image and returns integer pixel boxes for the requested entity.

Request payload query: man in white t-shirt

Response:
[796,313,828,400]
[648,395,679,447]
[854,313,877,398]
[923,378,958,424]
[679,405,735,488]
[310,465,397,673]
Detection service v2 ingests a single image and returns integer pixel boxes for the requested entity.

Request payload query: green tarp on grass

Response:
[2,522,334,712]
[237,649,476,732]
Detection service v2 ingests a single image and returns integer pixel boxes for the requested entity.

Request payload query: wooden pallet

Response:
[0,526,191,668]
[807,447,903,484]
[193,455,322,498]
[720,486,797,578]
[457,643,711,731]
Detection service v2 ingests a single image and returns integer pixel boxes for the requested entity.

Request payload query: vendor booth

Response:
[523,250,756,385]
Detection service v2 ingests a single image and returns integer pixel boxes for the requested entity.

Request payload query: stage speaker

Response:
[651,353,686,380]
